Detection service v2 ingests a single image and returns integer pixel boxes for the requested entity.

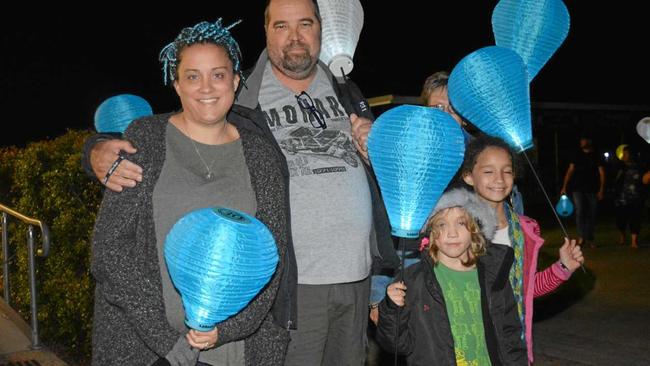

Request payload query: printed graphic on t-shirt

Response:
[262,96,359,177]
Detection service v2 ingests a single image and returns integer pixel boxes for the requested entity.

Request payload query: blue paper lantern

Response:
[94,94,153,133]
[164,207,278,331]
[448,46,532,152]
[492,0,570,82]
[555,194,574,217]
[367,105,465,238]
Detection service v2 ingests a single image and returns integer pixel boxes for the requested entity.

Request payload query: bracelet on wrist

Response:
[559,261,569,271]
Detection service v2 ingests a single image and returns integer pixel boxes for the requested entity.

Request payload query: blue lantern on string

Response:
[448,46,532,152]
[164,207,278,331]
[492,0,570,82]
[94,94,153,133]
[555,194,574,217]
[367,105,465,238]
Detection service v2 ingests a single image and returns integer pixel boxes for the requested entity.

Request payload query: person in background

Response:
[560,135,606,248]
[376,188,527,365]
[82,1,398,365]
[90,19,290,366]
[461,135,584,364]
[614,145,649,249]
[420,70,471,142]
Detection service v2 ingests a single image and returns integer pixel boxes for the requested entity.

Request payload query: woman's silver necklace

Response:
[178,117,228,181]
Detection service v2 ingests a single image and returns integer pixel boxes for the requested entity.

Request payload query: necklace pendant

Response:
[205,172,214,180]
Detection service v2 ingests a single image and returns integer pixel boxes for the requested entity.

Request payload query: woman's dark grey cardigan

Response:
[91,105,291,365]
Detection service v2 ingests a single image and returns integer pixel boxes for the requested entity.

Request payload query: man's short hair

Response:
[264,0,322,28]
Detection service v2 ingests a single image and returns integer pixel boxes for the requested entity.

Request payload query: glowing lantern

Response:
[367,105,465,238]
[449,46,532,152]
[164,207,278,331]
[555,194,574,217]
[637,117,650,143]
[94,94,153,133]
[492,0,570,81]
[317,0,364,76]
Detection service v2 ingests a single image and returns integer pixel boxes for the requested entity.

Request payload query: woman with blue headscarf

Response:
[91,19,293,366]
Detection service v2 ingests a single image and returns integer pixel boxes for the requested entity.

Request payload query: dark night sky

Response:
[1,1,648,147]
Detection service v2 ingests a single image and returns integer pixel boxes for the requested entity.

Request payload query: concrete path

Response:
[0,298,68,366]
[532,244,649,365]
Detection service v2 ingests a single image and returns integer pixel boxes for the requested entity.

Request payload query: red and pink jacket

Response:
[519,215,573,364]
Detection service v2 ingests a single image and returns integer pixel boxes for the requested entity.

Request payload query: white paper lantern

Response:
[318,0,364,76]
[637,117,650,143]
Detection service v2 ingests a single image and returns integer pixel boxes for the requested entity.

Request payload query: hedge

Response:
[0,129,101,364]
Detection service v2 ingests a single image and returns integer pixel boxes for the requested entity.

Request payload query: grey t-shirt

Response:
[258,63,372,284]
[153,122,256,365]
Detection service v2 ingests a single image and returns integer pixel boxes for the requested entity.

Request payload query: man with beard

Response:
[82,0,397,364]
[237,1,396,364]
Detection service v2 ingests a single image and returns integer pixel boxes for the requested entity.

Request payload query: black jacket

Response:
[376,245,527,366]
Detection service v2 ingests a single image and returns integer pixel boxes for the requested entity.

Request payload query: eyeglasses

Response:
[431,103,468,127]
[431,103,457,115]
[295,91,327,129]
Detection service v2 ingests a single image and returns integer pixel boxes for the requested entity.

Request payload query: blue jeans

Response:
[572,191,598,241]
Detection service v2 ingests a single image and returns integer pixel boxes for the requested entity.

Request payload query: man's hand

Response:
[350,113,371,162]
[369,306,379,326]
[91,139,142,192]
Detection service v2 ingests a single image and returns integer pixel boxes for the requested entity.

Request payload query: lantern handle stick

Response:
[521,148,586,273]
[340,67,366,116]
[393,237,406,366]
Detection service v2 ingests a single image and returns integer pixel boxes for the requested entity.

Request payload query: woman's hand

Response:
[186,327,218,351]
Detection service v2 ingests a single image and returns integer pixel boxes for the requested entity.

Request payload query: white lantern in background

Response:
[318,0,364,77]
[637,117,650,143]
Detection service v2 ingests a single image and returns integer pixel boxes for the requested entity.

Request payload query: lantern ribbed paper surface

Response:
[318,0,364,76]
[164,207,278,331]
[367,105,465,238]
[449,46,532,152]
[492,0,570,81]
[555,194,574,217]
[637,117,650,143]
[94,94,153,133]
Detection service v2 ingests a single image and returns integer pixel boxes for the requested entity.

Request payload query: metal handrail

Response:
[0,202,51,349]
